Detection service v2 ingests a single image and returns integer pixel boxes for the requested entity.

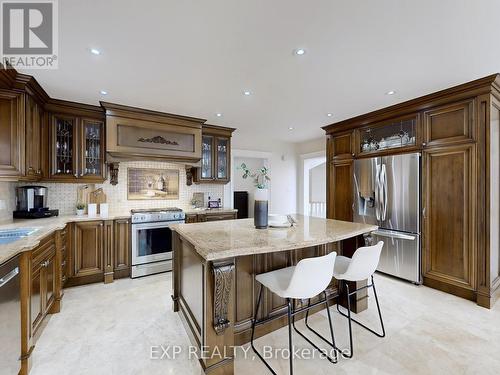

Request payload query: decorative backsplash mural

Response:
[127,168,179,200]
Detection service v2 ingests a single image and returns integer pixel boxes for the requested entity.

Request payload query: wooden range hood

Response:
[101,102,206,184]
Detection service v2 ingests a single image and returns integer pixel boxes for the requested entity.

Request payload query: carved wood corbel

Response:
[212,260,235,335]
[108,162,119,185]
[185,166,193,186]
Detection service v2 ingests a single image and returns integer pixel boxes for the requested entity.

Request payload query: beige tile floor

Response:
[30,272,500,375]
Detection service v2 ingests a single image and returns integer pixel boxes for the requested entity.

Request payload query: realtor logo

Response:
[1,0,58,69]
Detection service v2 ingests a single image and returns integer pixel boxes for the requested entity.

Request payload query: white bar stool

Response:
[333,241,386,358]
[250,251,338,375]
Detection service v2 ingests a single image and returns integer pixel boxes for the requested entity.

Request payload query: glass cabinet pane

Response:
[82,120,102,176]
[54,117,75,175]
[217,138,228,179]
[359,118,416,153]
[201,135,214,179]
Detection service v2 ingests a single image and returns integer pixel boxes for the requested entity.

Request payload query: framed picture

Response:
[127,168,179,200]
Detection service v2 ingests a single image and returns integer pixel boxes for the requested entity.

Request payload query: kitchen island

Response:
[171,214,377,375]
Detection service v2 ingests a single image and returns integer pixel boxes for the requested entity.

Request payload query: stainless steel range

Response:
[131,208,185,278]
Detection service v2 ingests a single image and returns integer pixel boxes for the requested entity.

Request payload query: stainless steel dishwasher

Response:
[0,255,21,374]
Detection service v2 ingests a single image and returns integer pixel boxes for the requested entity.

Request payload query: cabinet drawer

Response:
[32,236,56,270]
[203,213,236,222]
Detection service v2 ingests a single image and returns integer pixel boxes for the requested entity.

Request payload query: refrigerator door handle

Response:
[375,164,381,221]
[381,164,388,221]
[372,229,416,241]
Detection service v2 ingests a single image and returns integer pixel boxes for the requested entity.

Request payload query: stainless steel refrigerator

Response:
[353,152,421,283]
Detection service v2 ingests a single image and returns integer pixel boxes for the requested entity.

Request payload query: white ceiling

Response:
[25,0,500,143]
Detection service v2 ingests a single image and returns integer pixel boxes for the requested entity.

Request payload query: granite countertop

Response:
[0,207,238,265]
[0,211,131,265]
[171,214,378,261]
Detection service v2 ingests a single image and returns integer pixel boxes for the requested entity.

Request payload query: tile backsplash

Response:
[0,182,16,222]
[0,161,225,217]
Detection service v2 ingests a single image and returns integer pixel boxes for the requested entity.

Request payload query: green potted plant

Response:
[76,203,85,216]
[239,163,270,229]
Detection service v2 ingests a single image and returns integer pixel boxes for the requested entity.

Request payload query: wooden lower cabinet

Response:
[67,219,131,286]
[19,228,65,374]
[422,143,476,296]
[185,211,237,223]
[30,235,57,336]
[113,218,131,279]
[66,221,105,286]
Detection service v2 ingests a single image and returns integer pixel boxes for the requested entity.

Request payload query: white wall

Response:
[233,157,267,217]
[296,137,327,215]
[309,162,326,202]
[231,131,297,215]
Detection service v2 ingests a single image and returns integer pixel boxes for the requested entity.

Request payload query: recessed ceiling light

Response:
[294,48,306,56]
[100,90,108,95]
[216,113,222,117]
[327,113,333,117]
[243,90,251,96]
[288,127,294,130]
[90,48,101,55]
[386,90,396,95]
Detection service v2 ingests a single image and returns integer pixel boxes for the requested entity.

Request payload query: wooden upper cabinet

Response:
[24,94,45,180]
[73,221,104,279]
[0,90,23,179]
[327,159,353,221]
[422,143,476,291]
[49,114,105,182]
[330,131,354,160]
[193,125,234,184]
[423,99,475,147]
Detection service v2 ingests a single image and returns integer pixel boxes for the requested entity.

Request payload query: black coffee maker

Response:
[14,186,59,219]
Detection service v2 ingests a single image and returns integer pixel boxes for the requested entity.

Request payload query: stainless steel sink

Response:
[0,228,39,245]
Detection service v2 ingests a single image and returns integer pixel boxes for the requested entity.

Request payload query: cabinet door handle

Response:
[422,142,427,147]
[422,207,426,219]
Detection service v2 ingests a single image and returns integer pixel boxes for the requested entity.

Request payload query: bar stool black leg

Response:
[371,276,386,338]
[295,293,338,363]
[287,299,294,375]
[336,276,386,358]
[251,286,278,375]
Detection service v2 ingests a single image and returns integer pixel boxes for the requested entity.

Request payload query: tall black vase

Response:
[254,200,268,229]
[254,188,269,229]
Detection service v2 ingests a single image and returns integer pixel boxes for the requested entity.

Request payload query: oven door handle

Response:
[131,220,185,230]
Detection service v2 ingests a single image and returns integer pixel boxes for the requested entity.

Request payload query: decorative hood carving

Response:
[101,102,205,164]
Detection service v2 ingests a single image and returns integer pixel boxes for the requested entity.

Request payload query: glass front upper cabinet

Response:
[81,119,103,178]
[201,135,214,179]
[358,117,417,154]
[53,116,76,177]
[216,137,229,180]
[50,115,105,181]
